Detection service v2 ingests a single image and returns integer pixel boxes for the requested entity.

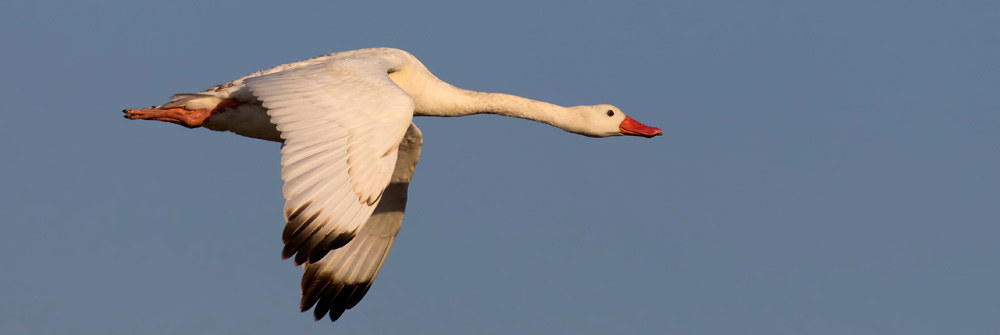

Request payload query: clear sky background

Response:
[1,1,998,334]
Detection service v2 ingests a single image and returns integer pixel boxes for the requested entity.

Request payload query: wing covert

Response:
[245,56,414,264]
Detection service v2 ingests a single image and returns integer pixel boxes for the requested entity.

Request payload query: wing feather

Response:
[244,55,414,265]
[300,123,423,321]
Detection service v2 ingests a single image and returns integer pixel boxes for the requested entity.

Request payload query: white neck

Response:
[385,53,587,135]
[406,77,575,129]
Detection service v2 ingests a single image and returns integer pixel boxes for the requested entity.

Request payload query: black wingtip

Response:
[294,249,310,265]
[328,308,346,322]
[308,232,355,263]
[281,244,296,261]
[300,283,369,322]
[282,201,313,242]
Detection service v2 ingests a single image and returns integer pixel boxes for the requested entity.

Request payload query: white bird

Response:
[124,47,662,322]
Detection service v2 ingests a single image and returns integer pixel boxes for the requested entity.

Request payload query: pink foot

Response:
[122,99,240,128]
[123,107,211,128]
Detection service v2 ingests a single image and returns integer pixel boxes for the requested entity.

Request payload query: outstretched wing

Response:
[244,55,414,265]
[300,123,423,321]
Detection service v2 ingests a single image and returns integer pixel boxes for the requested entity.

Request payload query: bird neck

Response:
[414,82,575,130]
[388,55,580,132]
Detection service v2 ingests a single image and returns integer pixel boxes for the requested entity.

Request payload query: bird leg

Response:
[123,99,240,128]
[123,107,212,128]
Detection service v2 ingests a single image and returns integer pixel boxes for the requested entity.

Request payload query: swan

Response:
[123,47,662,322]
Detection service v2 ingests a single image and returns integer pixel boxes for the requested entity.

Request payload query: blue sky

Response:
[2,0,998,334]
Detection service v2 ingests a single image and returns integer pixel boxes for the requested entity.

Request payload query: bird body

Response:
[124,47,661,322]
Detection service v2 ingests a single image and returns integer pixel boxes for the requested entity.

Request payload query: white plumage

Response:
[124,47,661,322]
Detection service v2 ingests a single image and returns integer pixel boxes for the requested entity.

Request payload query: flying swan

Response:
[123,47,662,322]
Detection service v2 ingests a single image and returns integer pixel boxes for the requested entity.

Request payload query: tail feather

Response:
[161,93,223,110]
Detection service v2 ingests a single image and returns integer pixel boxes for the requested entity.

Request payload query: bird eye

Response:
[606,110,615,117]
